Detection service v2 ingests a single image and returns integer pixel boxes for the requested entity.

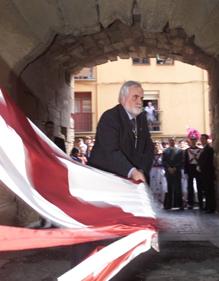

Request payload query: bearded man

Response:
[89,80,153,183]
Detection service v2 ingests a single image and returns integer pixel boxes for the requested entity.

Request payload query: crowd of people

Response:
[150,131,216,213]
[70,136,95,164]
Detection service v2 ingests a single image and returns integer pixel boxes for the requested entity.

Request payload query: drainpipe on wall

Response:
[202,69,207,133]
[95,67,98,131]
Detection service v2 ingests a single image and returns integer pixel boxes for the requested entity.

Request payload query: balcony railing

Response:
[72,112,92,132]
[147,110,162,132]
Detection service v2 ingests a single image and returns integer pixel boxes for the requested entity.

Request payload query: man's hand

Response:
[196,166,201,172]
[130,168,146,183]
[168,167,176,174]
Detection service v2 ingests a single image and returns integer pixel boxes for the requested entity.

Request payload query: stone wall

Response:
[10,57,75,224]
[0,51,75,226]
[208,61,219,208]
[16,56,74,152]
[1,0,219,75]
[0,182,17,226]
[47,22,213,73]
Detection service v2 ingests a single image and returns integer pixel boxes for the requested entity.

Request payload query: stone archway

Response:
[18,20,215,144]
[1,0,219,222]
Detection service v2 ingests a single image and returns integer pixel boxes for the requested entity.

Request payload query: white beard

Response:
[128,107,143,117]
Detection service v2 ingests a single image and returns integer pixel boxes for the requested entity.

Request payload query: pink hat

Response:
[187,128,200,140]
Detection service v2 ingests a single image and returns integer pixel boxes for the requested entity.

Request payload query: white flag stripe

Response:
[0,89,6,105]
[65,157,155,218]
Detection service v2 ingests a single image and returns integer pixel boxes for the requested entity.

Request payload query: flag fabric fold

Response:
[0,88,158,281]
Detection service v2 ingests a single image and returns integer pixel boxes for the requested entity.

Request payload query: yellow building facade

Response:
[74,57,209,140]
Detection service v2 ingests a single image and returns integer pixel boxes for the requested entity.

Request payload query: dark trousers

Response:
[187,165,203,208]
[201,173,216,212]
[164,171,183,209]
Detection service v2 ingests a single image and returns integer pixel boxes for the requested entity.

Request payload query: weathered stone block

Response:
[98,0,134,28]
[138,0,175,32]
[0,201,17,226]
[16,198,40,226]
[59,0,100,35]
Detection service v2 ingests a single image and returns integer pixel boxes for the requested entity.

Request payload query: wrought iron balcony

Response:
[72,112,93,133]
[147,110,162,132]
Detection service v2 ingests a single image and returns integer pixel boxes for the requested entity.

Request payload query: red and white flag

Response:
[0,88,158,280]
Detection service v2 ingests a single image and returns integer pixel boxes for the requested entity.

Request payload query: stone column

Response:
[208,60,219,211]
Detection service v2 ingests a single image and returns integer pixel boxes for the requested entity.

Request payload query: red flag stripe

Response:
[0,224,155,251]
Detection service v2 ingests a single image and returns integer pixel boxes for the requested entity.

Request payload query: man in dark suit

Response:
[89,80,153,183]
[44,120,66,153]
[162,137,184,210]
[198,134,216,213]
[73,81,153,269]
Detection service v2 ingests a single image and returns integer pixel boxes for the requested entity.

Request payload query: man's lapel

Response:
[118,105,136,146]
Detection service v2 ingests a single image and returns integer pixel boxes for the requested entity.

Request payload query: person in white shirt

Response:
[144,101,156,130]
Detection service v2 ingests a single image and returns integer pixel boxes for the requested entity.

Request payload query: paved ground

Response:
[159,208,219,247]
[1,209,219,281]
[112,208,219,281]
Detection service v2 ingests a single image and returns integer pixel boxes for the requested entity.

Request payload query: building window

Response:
[156,55,174,65]
[132,57,150,65]
[73,92,92,132]
[143,91,161,132]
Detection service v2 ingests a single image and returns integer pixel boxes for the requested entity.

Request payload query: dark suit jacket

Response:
[198,144,215,178]
[88,104,154,178]
[54,136,66,153]
[162,147,183,174]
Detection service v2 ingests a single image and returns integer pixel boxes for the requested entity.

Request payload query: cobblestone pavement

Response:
[158,208,219,247]
[1,209,219,281]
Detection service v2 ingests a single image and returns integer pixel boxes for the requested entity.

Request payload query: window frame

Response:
[132,57,150,65]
